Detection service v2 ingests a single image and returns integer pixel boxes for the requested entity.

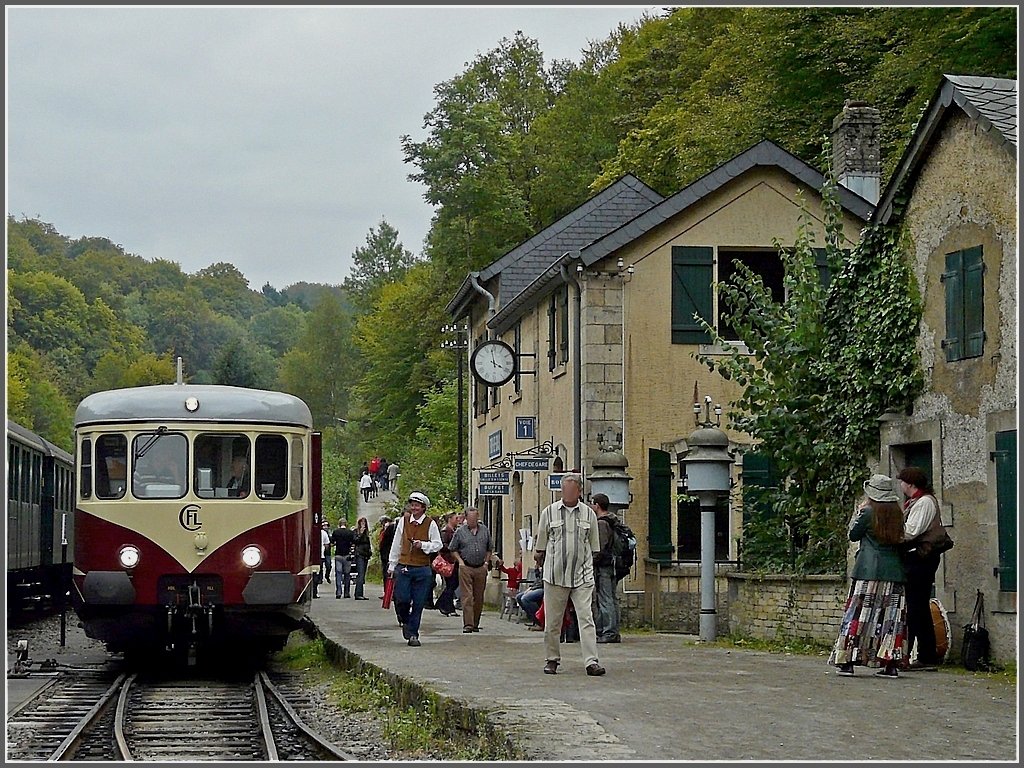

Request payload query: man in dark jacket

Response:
[331,520,355,599]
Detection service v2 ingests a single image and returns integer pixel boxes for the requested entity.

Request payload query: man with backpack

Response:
[591,493,622,644]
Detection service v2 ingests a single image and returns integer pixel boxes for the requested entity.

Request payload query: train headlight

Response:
[241,545,263,568]
[118,545,141,569]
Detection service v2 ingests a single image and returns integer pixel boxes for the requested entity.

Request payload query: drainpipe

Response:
[469,272,496,336]
[559,260,582,471]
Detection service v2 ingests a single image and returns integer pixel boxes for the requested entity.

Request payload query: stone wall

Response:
[625,560,847,644]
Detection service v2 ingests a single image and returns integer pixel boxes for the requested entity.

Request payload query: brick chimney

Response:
[831,100,881,204]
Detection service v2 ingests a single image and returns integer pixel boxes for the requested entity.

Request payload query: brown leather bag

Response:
[910,500,954,558]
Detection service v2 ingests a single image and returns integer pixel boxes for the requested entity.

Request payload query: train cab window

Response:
[95,434,128,500]
[131,432,187,499]
[290,436,304,501]
[194,434,252,499]
[255,435,288,500]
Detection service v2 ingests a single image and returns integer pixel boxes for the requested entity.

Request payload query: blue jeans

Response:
[354,555,368,598]
[393,564,433,638]
[518,587,544,624]
[334,555,352,597]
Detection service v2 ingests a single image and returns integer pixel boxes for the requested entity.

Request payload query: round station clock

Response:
[470,339,517,386]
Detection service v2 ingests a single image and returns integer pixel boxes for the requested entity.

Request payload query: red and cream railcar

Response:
[71,383,321,660]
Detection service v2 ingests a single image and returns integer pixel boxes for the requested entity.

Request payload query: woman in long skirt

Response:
[830,474,908,678]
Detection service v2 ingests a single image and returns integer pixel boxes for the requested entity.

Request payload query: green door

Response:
[648,448,673,562]
[994,430,1017,592]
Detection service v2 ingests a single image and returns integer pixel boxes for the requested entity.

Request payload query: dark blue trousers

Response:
[393,564,433,638]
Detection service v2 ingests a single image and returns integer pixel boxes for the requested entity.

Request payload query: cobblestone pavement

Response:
[308,489,1018,762]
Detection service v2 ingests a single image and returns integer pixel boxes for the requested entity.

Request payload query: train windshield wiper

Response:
[134,426,168,461]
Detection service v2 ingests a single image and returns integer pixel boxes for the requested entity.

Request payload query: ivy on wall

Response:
[697,179,922,574]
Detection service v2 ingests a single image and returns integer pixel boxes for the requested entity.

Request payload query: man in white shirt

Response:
[534,473,604,677]
[387,492,442,647]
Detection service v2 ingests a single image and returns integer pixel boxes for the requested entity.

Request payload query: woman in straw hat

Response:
[828,474,908,678]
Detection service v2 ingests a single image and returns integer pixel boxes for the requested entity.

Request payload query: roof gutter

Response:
[559,257,583,472]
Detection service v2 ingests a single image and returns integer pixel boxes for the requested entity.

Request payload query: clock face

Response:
[470,339,517,386]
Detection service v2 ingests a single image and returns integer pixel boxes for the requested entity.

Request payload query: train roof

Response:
[7,419,74,464]
[74,385,314,428]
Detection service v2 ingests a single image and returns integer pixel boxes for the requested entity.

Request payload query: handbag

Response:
[431,556,454,578]
[907,498,954,558]
[961,590,990,671]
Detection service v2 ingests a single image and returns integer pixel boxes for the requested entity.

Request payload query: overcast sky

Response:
[6,5,663,291]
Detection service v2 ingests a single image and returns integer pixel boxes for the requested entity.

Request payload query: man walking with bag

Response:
[534,472,605,677]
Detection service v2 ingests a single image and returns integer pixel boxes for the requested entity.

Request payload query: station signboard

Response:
[514,457,550,472]
[479,483,510,496]
[479,470,510,484]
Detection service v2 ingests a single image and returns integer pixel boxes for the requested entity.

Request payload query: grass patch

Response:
[274,632,512,759]
[711,633,832,656]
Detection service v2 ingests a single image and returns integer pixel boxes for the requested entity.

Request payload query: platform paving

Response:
[309,489,1018,762]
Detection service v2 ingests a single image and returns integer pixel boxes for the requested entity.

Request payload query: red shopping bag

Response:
[381,575,395,609]
[534,599,571,631]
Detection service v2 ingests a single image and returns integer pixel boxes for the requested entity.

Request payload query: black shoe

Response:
[463,626,474,633]
[325,576,331,583]
[355,596,369,601]
[335,595,341,599]
[472,627,480,632]
[586,663,606,676]
[312,593,319,599]
[408,636,421,647]
[874,667,899,678]
[596,636,621,644]
[343,595,351,599]
[836,663,855,676]
[543,660,559,675]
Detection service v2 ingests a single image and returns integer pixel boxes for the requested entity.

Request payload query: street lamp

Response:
[590,430,633,512]
[678,395,733,642]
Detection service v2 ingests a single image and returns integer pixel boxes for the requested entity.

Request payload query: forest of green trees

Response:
[6,6,1016,522]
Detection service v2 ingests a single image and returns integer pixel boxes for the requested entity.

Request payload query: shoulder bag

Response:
[909,496,954,558]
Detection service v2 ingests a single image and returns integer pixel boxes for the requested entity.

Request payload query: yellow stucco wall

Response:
[616,168,866,581]
[467,165,868,586]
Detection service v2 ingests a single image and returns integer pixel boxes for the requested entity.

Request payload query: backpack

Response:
[605,515,637,581]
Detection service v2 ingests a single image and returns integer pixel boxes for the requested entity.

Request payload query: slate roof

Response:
[874,74,1017,224]
[488,139,874,334]
[445,175,663,318]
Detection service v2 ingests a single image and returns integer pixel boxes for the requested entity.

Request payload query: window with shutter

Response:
[671,246,713,344]
[942,246,984,362]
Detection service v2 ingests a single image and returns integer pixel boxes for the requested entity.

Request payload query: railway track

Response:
[6,670,355,761]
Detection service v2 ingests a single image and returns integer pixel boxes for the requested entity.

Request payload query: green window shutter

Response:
[963,246,985,359]
[812,248,832,290]
[559,285,570,364]
[994,430,1017,592]
[671,246,713,344]
[547,294,557,371]
[942,251,964,362]
[741,450,778,526]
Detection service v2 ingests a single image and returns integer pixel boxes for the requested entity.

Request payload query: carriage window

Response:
[290,437,304,500]
[131,432,187,499]
[194,434,250,499]
[255,435,288,500]
[95,434,127,500]
[79,439,92,499]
